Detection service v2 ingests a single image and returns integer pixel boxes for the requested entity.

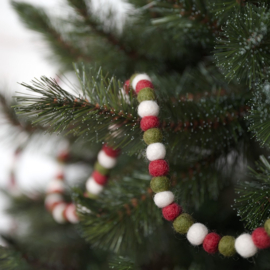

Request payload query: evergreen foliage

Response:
[2,0,270,268]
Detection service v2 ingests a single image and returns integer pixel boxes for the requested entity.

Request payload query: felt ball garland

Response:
[130,72,270,258]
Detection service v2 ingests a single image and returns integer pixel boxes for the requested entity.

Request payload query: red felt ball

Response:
[92,171,108,186]
[203,233,221,254]
[149,159,169,177]
[102,144,121,157]
[252,227,270,249]
[162,203,182,221]
[56,173,64,180]
[124,79,130,94]
[140,116,160,131]
[135,80,154,94]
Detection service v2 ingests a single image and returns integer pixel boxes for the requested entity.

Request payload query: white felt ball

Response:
[138,101,159,118]
[45,193,63,208]
[154,191,174,208]
[46,179,65,193]
[86,177,104,195]
[97,150,117,169]
[235,233,258,258]
[146,143,166,161]
[187,223,208,246]
[52,203,67,224]
[65,204,79,224]
[132,74,151,90]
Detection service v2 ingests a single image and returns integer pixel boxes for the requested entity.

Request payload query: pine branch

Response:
[109,256,136,270]
[11,2,92,67]
[214,3,270,86]
[76,172,163,253]
[67,0,142,61]
[247,83,270,148]
[235,156,270,229]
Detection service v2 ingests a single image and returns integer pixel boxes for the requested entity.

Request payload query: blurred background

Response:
[0,0,60,238]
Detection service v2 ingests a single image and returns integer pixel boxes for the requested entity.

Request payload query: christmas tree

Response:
[2,0,270,269]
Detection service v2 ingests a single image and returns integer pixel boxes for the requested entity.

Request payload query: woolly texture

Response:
[218,236,236,257]
[143,128,163,145]
[92,171,108,186]
[150,176,170,193]
[149,159,169,177]
[64,204,79,224]
[132,73,151,91]
[98,150,117,169]
[154,191,174,208]
[146,142,166,161]
[173,213,194,234]
[264,219,270,236]
[135,80,154,94]
[187,223,208,246]
[235,233,258,258]
[52,203,67,224]
[46,179,65,194]
[162,203,182,221]
[138,101,159,118]
[94,162,110,176]
[45,193,63,211]
[102,144,120,157]
[86,177,104,195]
[140,116,159,131]
[137,88,155,103]
[252,227,270,249]
[203,233,221,254]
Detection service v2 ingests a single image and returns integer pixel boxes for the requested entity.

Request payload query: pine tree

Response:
[2,0,270,269]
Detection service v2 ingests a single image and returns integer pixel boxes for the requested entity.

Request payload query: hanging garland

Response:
[45,145,120,224]
[128,73,270,259]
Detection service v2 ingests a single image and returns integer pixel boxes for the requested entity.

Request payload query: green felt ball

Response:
[129,73,138,91]
[143,128,163,145]
[173,213,194,234]
[218,236,236,257]
[94,162,109,175]
[264,219,270,236]
[137,88,156,103]
[150,176,170,193]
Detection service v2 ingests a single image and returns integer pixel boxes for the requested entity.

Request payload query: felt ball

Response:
[143,128,163,145]
[203,233,221,254]
[138,101,159,118]
[154,191,174,208]
[149,159,169,177]
[102,144,121,157]
[235,233,258,258]
[162,203,182,221]
[173,213,194,234]
[124,79,130,94]
[218,236,236,257]
[46,179,65,194]
[98,150,117,169]
[137,88,156,103]
[86,177,104,195]
[140,116,160,131]
[150,176,170,193]
[131,73,151,91]
[252,227,270,249]
[135,80,154,94]
[264,219,270,236]
[94,162,110,176]
[56,172,64,179]
[45,193,63,211]
[146,143,166,161]
[52,203,67,224]
[64,203,79,224]
[92,171,108,186]
[187,223,208,246]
